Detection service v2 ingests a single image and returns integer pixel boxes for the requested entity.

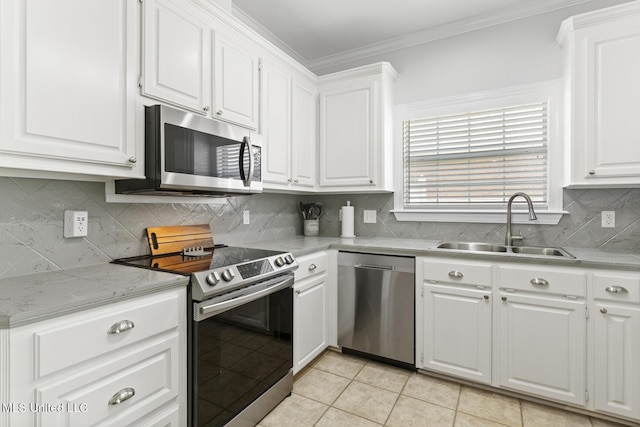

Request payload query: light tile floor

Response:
[259,350,633,427]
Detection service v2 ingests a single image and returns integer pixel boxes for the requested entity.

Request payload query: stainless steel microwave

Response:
[116,104,261,196]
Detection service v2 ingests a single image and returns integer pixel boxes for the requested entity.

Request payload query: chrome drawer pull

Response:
[107,320,135,335]
[448,271,463,279]
[308,263,317,271]
[530,278,549,286]
[483,295,489,300]
[108,387,135,405]
[605,286,628,294]
[600,308,608,314]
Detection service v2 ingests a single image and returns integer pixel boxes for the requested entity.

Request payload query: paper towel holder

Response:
[340,200,356,238]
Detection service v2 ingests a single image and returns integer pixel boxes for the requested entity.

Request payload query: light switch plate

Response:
[363,210,377,223]
[243,210,250,225]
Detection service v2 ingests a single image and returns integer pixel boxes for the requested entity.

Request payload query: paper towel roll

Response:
[340,201,355,238]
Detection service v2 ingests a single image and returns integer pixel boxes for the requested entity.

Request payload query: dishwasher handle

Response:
[354,263,394,271]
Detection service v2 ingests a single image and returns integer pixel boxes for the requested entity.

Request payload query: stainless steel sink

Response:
[510,246,575,258]
[437,242,508,253]
[436,241,575,258]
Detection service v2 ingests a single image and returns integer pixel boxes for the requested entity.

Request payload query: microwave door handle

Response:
[240,136,254,187]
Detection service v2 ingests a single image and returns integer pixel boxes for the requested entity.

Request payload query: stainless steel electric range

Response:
[113,225,298,427]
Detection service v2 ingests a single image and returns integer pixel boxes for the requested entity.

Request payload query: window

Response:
[393,81,565,224]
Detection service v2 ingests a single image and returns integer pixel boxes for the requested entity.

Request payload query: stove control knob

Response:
[284,254,294,265]
[221,269,235,282]
[206,271,221,286]
[274,257,285,267]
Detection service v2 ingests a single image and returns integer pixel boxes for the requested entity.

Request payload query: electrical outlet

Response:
[602,211,615,228]
[243,210,250,225]
[363,210,377,224]
[64,210,88,238]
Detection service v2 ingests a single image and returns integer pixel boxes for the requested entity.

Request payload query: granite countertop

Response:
[2,236,638,330]
[241,236,640,271]
[0,263,189,329]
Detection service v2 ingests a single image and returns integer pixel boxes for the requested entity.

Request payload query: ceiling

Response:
[231,0,595,72]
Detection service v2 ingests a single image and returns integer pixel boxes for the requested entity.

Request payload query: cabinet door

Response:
[291,78,317,189]
[0,0,139,177]
[594,303,640,420]
[497,293,586,405]
[142,0,210,114]
[293,275,327,374]
[583,16,640,179]
[213,33,259,130]
[261,63,291,185]
[319,78,377,188]
[421,283,492,384]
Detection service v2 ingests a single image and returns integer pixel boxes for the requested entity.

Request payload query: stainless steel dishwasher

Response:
[338,252,415,368]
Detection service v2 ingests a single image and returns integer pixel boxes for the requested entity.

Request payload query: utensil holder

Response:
[304,219,319,236]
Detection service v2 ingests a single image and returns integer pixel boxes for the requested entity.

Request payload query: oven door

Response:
[157,104,262,194]
[191,274,293,427]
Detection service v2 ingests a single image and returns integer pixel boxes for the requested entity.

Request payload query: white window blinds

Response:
[403,102,548,209]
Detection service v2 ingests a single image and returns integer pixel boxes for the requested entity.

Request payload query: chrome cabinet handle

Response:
[530,278,549,286]
[588,170,595,175]
[483,295,489,300]
[308,263,317,271]
[128,157,137,164]
[600,308,608,314]
[502,296,507,301]
[605,286,628,294]
[107,320,135,335]
[216,110,223,116]
[108,387,135,405]
[203,106,210,112]
[448,271,463,279]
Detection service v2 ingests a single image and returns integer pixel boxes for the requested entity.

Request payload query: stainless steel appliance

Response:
[115,104,262,197]
[337,252,415,368]
[114,229,297,427]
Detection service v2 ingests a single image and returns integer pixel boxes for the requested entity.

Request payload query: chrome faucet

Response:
[505,192,537,246]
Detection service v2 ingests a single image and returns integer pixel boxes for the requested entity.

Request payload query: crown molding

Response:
[234,0,603,75]
[307,0,598,73]
[231,4,310,68]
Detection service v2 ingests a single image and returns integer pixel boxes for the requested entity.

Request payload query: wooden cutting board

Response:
[146,224,214,256]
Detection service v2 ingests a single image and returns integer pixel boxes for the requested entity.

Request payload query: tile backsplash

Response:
[303,188,640,253]
[0,177,301,279]
[1,177,639,279]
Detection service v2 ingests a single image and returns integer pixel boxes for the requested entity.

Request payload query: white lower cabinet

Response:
[592,271,640,421]
[495,264,587,406]
[417,258,492,384]
[293,252,329,374]
[8,288,187,427]
[496,292,586,405]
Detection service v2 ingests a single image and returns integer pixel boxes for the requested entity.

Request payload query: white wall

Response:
[317,0,630,104]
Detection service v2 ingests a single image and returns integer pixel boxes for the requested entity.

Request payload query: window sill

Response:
[391,210,567,225]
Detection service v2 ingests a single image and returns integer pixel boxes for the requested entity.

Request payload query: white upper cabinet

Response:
[213,32,260,130]
[261,62,292,186]
[318,63,397,192]
[291,78,318,189]
[141,0,259,130]
[0,0,141,179]
[262,58,317,191]
[142,0,211,114]
[558,2,640,187]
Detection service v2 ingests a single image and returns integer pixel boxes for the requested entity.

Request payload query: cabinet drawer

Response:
[35,289,183,378]
[294,251,328,281]
[36,334,180,427]
[422,258,492,287]
[592,272,640,303]
[497,265,586,297]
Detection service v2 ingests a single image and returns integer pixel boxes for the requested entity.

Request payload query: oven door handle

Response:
[195,275,293,321]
